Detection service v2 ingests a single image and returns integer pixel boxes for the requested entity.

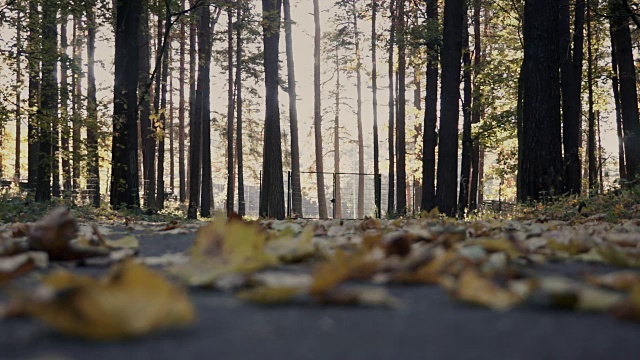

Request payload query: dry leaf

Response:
[0,252,48,283]
[450,268,522,311]
[264,226,315,262]
[28,208,78,260]
[25,260,195,340]
[586,271,640,291]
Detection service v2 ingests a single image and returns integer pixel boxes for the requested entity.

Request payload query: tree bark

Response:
[60,13,71,195]
[372,0,380,217]
[458,6,472,217]
[353,0,365,219]
[110,0,141,208]
[469,0,481,211]
[36,0,58,202]
[259,0,285,219]
[87,0,100,207]
[421,0,438,212]
[587,2,597,192]
[334,38,342,219]
[236,4,245,216]
[139,0,155,208]
[157,2,172,209]
[436,0,464,216]
[610,26,626,181]
[387,0,395,215]
[283,0,302,218]
[15,13,22,183]
[27,0,40,192]
[518,0,564,202]
[609,0,640,182]
[311,0,327,219]
[72,13,82,196]
[395,0,407,216]
[226,8,235,216]
[178,0,187,202]
[199,5,216,218]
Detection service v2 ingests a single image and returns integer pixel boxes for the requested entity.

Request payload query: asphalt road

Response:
[2,230,640,360]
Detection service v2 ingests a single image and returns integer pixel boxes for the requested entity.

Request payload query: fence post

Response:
[375,174,382,219]
[287,171,291,219]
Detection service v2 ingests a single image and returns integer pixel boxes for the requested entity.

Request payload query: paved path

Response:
[2,229,640,360]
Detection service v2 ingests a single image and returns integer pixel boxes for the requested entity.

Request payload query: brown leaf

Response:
[0,252,48,284]
[28,208,79,260]
[450,268,522,311]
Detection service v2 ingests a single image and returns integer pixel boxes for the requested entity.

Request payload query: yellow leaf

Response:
[264,226,315,263]
[310,249,382,295]
[586,271,640,291]
[26,260,195,340]
[106,235,139,249]
[451,268,522,311]
[237,286,305,305]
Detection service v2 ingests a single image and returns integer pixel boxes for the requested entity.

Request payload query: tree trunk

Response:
[387,0,395,215]
[561,0,585,195]
[15,14,22,183]
[396,0,407,216]
[469,0,481,211]
[169,50,175,195]
[353,1,365,219]
[283,0,302,218]
[312,0,327,219]
[199,5,216,218]
[259,0,285,219]
[334,39,342,219]
[27,0,40,192]
[518,0,564,202]
[178,0,187,202]
[587,3,596,192]
[458,6,472,217]
[87,0,100,207]
[36,0,58,202]
[421,0,438,212]
[72,14,82,197]
[187,0,197,203]
[139,0,155,208]
[226,8,235,216]
[610,26,626,181]
[60,13,71,195]
[609,0,640,182]
[236,4,245,216]
[436,0,464,216]
[157,2,172,210]
[372,0,380,217]
[110,0,141,208]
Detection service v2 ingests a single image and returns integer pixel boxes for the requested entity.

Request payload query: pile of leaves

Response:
[3,206,640,341]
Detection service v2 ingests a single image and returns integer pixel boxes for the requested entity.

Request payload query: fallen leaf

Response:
[105,235,139,250]
[586,271,640,291]
[24,260,195,340]
[28,208,78,260]
[265,226,315,262]
[0,252,48,283]
[450,268,522,311]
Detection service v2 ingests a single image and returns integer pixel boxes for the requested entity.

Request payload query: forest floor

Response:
[2,189,640,359]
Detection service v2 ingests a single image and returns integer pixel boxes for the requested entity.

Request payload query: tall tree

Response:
[469,0,481,211]
[587,2,596,192]
[283,0,302,218]
[35,0,58,202]
[371,0,380,217]
[72,12,82,196]
[518,0,564,202]
[110,0,141,208]
[387,0,395,215]
[226,8,235,216]
[333,34,342,219]
[458,6,472,216]
[610,26,626,180]
[236,3,245,216]
[14,10,22,183]
[436,0,465,216]
[352,0,365,219]
[60,12,71,195]
[259,0,285,219]
[139,0,155,208]
[421,0,439,212]
[312,0,327,219]
[560,0,585,195]
[87,0,100,207]
[27,0,40,192]
[157,1,172,209]
[609,0,640,182]
[178,0,187,202]
[395,0,406,215]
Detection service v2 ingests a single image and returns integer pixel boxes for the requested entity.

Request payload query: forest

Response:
[0,0,635,221]
[4,0,640,355]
